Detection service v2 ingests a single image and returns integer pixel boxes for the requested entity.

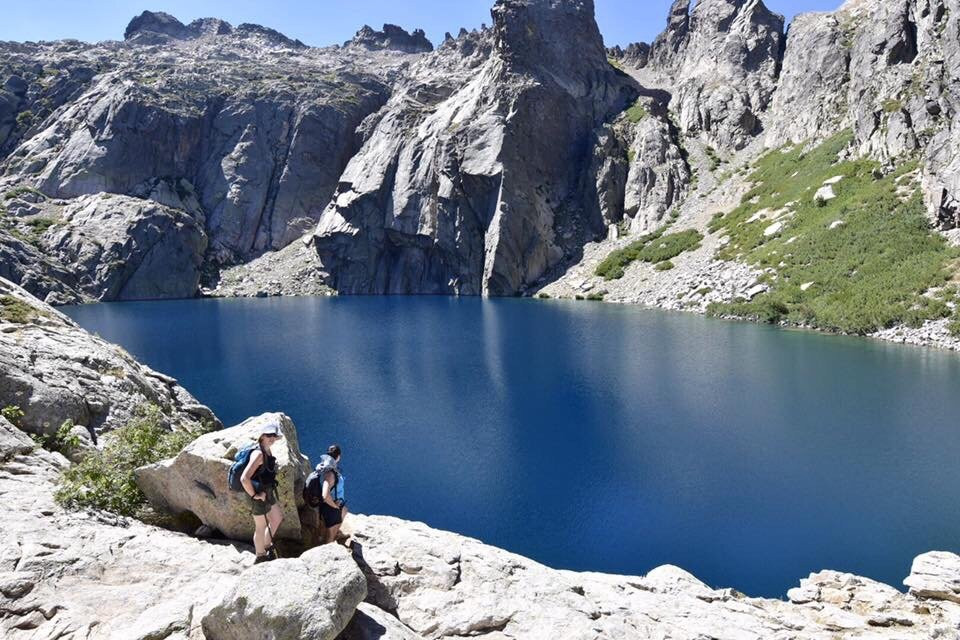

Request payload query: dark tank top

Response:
[253,447,278,488]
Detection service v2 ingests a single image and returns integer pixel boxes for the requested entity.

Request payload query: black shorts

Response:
[320,503,343,528]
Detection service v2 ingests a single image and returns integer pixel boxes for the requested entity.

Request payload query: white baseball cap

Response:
[260,422,282,437]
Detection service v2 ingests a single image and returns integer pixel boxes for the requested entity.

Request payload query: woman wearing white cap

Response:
[241,422,285,563]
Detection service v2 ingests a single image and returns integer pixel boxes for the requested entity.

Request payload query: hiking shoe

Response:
[253,554,270,565]
[265,545,279,560]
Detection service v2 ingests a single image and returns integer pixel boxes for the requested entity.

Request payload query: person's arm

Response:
[242,450,265,500]
[321,472,340,509]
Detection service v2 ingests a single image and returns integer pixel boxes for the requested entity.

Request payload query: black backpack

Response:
[303,455,338,507]
[303,470,323,507]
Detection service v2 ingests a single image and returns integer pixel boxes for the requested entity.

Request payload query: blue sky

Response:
[0,1,843,48]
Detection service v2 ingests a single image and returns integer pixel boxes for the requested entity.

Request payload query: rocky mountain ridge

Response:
[2,0,960,348]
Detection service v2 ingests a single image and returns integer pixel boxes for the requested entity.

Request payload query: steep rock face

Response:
[593,98,690,233]
[0,277,218,436]
[3,67,389,264]
[0,227,84,304]
[43,193,207,300]
[312,0,636,295]
[0,12,414,290]
[346,25,434,53]
[647,0,785,151]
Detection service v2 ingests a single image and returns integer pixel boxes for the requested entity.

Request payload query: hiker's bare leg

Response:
[266,504,283,547]
[326,523,341,544]
[253,514,267,555]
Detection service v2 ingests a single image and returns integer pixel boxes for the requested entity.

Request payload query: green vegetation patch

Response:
[26,217,57,237]
[2,405,25,427]
[0,295,40,323]
[55,405,210,517]
[707,131,960,334]
[625,100,648,124]
[3,185,42,200]
[882,99,903,113]
[33,420,83,455]
[15,110,34,128]
[595,228,702,280]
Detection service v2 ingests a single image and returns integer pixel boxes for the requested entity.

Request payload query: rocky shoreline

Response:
[2,275,960,639]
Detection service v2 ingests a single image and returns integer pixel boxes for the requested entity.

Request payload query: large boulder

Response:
[201,544,367,640]
[135,412,311,541]
[904,551,960,603]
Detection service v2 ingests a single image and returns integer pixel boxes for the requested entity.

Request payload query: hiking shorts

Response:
[250,487,277,516]
[320,503,343,528]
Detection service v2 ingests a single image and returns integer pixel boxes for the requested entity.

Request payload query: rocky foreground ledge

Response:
[2,411,960,640]
[2,277,960,639]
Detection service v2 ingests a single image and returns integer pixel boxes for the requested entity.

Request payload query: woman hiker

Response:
[241,422,285,563]
[320,444,347,544]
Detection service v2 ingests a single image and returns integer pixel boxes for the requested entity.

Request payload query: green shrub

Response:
[0,295,40,323]
[882,99,903,113]
[1,405,25,427]
[15,110,34,128]
[595,228,665,280]
[709,298,790,324]
[586,291,606,301]
[55,405,207,517]
[537,292,551,299]
[655,260,675,271]
[32,419,82,454]
[708,131,960,334]
[3,185,42,200]
[949,317,960,337]
[26,217,57,236]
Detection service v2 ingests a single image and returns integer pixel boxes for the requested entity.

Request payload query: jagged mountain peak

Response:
[123,10,304,48]
[124,10,193,40]
[345,23,433,53]
[491,0,610,78]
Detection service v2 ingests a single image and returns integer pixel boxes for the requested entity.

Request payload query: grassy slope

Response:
[707,132,960,334]
[595,228,703,280]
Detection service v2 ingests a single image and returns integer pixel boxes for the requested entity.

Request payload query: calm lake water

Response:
[64,296,960,597]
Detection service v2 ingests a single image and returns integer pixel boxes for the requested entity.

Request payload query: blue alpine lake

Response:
[63,296,960,597]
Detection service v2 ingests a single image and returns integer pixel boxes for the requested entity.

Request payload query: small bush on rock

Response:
[55,405,206,517]
[2,405,25,427]
[32,420,83,454]
[0,295,40,323]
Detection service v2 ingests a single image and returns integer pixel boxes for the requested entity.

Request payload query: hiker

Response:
[318,444,347,544]
[241,423,285,563]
